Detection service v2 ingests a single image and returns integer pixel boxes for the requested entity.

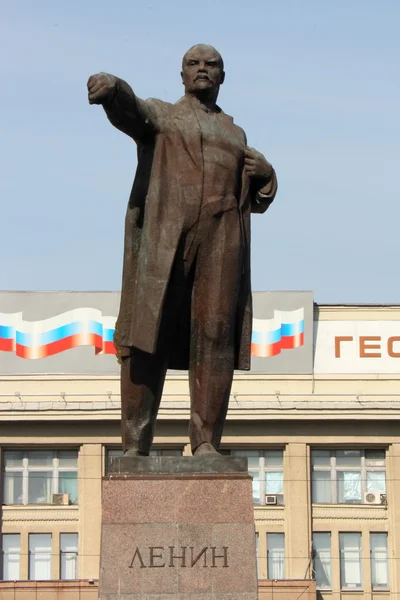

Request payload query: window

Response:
[106,447,182,473]
[3,450,78,506]
[29,534,52,580]
[339,533,362,590]
[370,533,389,590]
[312,449,386,504]
[60,533,78,580]
[267,533,285,579]
[230,450,284,505]
[1,534,20,580]
[312,533,332,589]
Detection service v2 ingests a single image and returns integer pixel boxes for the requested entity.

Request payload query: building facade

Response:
[0,292,399,599]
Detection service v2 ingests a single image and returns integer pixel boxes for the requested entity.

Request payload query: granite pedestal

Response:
[99,456,258,600]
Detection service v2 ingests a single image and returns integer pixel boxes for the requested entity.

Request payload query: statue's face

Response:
[181,45,225,97]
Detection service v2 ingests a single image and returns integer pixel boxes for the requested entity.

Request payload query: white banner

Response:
[314,321,400,374]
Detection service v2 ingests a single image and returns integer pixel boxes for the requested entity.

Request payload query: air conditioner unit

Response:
[52,493,69,506]
[265,495,277,505]
[364,492,381,505]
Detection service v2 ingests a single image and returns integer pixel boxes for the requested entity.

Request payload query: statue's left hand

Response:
[244,147,273,180]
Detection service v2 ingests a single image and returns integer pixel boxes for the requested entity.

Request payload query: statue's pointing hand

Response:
[87,73,118,105]
[244,147,273,181]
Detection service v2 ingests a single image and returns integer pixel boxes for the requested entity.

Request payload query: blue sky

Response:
[1,0,399,303]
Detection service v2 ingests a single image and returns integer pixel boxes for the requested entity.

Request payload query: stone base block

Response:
[99,457,258,600]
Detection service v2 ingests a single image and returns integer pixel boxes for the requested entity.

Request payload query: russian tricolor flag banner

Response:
[0,309,116,359]
[251,308,304,357]
[0,307,304,360]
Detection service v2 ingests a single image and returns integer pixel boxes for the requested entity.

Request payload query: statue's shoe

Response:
[193,442,220,456]
[123,449,149,457]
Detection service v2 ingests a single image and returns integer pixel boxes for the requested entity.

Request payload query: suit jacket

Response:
[103,80,277,370]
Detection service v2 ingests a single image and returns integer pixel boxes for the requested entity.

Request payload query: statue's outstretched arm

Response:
[87,73,157,143]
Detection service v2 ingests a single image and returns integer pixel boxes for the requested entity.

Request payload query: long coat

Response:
[104,80,277,370]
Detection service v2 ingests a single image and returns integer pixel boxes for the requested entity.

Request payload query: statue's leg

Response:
[120,347,168,455]
[188,208,243,454]
[120,243,188,455]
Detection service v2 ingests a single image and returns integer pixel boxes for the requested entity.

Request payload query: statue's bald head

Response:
[181,44,225,103]
[182,44,224,70]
